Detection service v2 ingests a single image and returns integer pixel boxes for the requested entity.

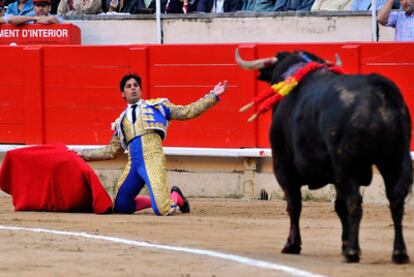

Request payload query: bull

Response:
[235,49,412,264]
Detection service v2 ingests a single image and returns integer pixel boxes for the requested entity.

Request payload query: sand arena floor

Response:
[0,195,413,276]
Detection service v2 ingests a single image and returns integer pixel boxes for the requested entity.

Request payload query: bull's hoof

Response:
[343,249,360,263]
[392,251,409,264]
[281,243,301,254]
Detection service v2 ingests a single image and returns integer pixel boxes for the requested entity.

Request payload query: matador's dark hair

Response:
[119,73,142,92]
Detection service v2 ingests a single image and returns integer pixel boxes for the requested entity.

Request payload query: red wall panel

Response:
[146,45,255,148]
[41,46,135,144]
[0,47,25,143]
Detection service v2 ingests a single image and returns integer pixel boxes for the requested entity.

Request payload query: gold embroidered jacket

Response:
[80,92,218,161]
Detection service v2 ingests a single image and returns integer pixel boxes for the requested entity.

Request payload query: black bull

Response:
[236,49,413,263]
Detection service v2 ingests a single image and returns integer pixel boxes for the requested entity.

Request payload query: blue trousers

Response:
[113,133,175,215]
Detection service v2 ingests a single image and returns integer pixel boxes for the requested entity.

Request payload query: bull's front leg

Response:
[337,184,362,263]
[281,185,302,254]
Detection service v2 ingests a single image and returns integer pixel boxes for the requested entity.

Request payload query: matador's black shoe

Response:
[171,186,190,213]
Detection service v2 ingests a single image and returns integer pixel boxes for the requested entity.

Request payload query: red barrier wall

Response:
[0,24,81,45]
[0,43,413,149]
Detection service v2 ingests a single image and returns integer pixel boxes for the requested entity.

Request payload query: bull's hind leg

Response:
[336,183,362,263]
[281,185,302,254]
[334,190,349,254]
[377,155,412,264]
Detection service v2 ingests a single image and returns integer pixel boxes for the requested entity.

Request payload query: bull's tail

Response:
[368,73,411,148]
[369,74,413,194]
[368,74,406,110]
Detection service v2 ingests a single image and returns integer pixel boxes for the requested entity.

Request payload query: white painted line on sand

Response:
[0,225,327,277]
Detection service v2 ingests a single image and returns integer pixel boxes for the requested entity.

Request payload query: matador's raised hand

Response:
[212,80,228,97]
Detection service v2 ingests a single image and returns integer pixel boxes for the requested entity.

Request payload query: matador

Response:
[78,73,228,216]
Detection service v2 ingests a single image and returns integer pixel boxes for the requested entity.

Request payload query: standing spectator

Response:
[57,0,102,15]
[5,0,34,15]
[7,0,62,24]
[351,0,399,10]
[196,0,243,13]
[378,0,414,41]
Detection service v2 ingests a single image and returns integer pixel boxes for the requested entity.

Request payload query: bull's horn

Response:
[335,53,343,67]
[235,48,277,70]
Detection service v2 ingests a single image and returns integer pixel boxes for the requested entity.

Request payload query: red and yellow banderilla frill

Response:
[240,62,346,122]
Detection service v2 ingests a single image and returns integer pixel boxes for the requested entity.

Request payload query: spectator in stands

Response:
[112,0,197,14]
[241,0,314,12]
[378,0,414,41]
[3,0,19,5]
[0,1,10,24]
[165,0,196,13]
[351,0,399,10]
[0,1,5,16]
[106,0,118,12]
[273,0,315,11]
[7,0,61,25]
[5,0,34,15]
[196,0,243,12]
[50,0,60,14]
[104,0,158,13]
[241,0,273,11]
[57,0,102,15]
[311,0,352,11]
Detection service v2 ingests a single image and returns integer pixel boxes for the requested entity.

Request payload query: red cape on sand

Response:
[0,144,113,214]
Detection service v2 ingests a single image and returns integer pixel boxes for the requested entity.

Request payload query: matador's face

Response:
[122,78,142,104]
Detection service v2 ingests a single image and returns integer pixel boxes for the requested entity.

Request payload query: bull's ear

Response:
[276,52,291,61]
[257,67,274,83]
